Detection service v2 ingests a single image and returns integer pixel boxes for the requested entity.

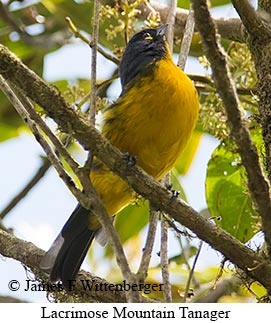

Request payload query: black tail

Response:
[40,204,96,289]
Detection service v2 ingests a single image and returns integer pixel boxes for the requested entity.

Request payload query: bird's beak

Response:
[156,24,168,37]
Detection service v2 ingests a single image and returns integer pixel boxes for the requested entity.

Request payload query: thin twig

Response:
[159,173,171,301]
[176,235,201,289]
[72,8,138,296]
[137,208,159,283]
[66,16,120,65]
[183,240,203,303]
[83,0,101,178]
[75,74,119,110]
[177,5,195,70]
[166,0,177,52]
[123,0,130,44]
[0,1,26,35]
[189,74,257,95]
[0,158,51,220]
[89,0,100,124]
[164,215,195,239]
[160,213,172,302]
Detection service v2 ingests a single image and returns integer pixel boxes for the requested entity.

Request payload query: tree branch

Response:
[1,44,271,292]
[160,214,172,302]
[232,0,271,188]
[0,295,28,303]
[193,276,242,303]
[177,5,195,70]
[89,0,100,124]
[183,241,203,303]
[231,0,271,41]
[0,228,141,303]
[65,17,120,65]
[166,0,177,52]
[192,0,271,257]
[137,208,159,283]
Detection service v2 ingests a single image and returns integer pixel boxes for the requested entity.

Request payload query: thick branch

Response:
[232,1,271,189]
[0,229,130,302]
[231,0,271,41]
[1,44,271,291]
[0,295,27,303]
[194,276,242,303]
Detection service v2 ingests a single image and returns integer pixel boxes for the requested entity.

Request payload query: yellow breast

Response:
[102,55,199,179]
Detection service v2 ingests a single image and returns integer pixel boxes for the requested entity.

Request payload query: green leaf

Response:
[115,200,149,243]
[206,141,259,242]
[101,200,149,258]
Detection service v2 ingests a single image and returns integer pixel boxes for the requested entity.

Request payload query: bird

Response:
[40,24,199,288]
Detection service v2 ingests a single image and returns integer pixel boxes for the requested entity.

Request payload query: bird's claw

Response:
[123,152,137,167]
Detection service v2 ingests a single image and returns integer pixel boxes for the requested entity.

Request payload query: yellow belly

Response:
[91,56,199,217]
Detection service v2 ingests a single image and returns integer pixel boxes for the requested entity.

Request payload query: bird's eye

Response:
[144,32,153,40]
